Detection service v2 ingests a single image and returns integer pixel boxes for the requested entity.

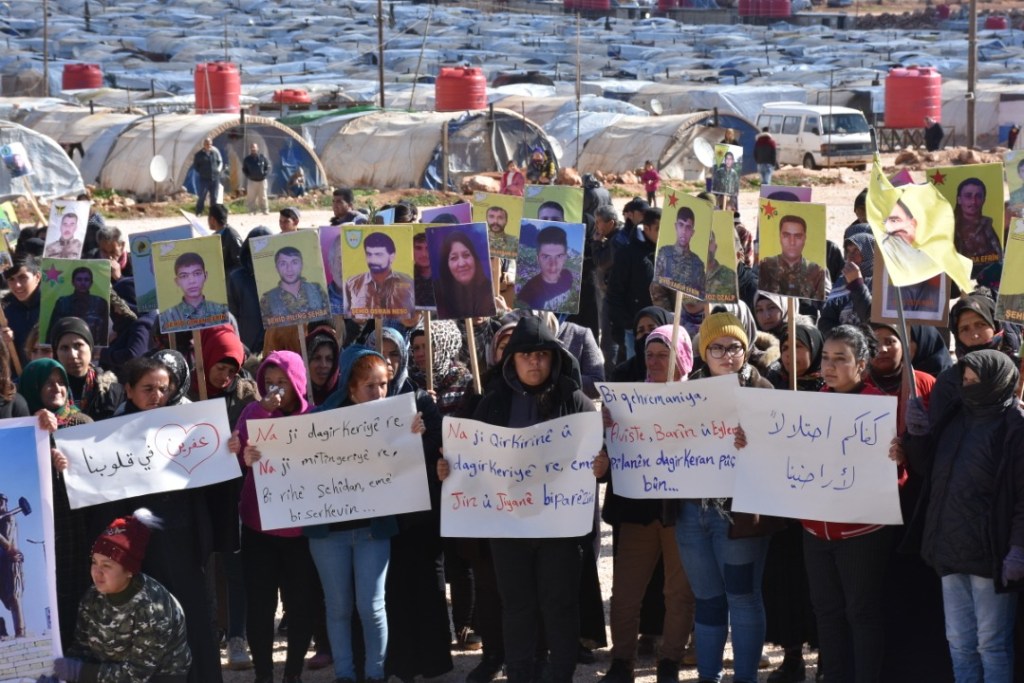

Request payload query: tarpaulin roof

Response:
[0,119,85,202]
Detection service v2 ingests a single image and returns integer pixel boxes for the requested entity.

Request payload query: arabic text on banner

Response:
[55,400,240,509]
[440,412,602,538]
[249,394,431,531]
[731,388,902,525]
[597,375,741,499]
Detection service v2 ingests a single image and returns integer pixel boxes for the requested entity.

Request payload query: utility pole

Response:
[377,0,386,109]
[42,0,49,96]
[966,0,977,147]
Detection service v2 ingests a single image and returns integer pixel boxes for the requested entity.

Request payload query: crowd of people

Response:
[0,171,1022,683]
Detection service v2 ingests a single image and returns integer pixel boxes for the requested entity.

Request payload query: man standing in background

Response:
[192,137,223,216]
[924,116,944,152]
[242,143,271,215]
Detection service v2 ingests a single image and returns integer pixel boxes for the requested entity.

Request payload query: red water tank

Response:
[577,0,611,9]
[659,0,679,11]
[195,62,241,114]
[984,15,1008,29]
[564,0,577,10]
[739,0,790,16]
[435,67,487,112]
[935,4,951,18]
[273,89,312,104]
[62,63,102,90]
[884,66,942,129]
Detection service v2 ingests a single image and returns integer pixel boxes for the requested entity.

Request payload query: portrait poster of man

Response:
[1005,150,1024,215]
[0,418,59,680]
[0,201,20,243]
[252,230,330,328]
[0,141,33,178]
[756,198,827,301]
[653,192,711,300]
[870,247,950,327]
[129,225,195,312]
[39,258,112,347]
[319,225,347,316]
[995,217,1024,325]
[425,222,496,320]
[760,185,812,203]
[705,210,738,304]
[522,185,584,224]
[153,235,230,334]
[711,143,743,198]
[514,220,585,314]
[472,192,524,260]
[43,200,90,260]
[341,225,416,319]
[421,203,472,225]
[927,162,1004,265]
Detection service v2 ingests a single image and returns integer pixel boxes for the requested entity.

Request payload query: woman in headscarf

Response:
[599,325,695,683]
[818,232,876,335]
[50,317,123,421]
[306,346,435,683]
[19,358,92,649]
[372,327,417,397]
[198,324,259,425]
[408,319,473,416]
[680,313,774,683]
[753,291,788,341]
[611,306,673,382]
[229,351,317,683]
[438,317,602,683]
[909,325,953,379]
[306,324,340,406]
[765,320,824,392]
[905,350,1024,682]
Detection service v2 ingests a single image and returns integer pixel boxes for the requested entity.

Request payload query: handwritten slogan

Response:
[55,401,240,509]
[731,388,902,525]
[249,394,431,531]
[598,375,740,498]
[440,412,602,538]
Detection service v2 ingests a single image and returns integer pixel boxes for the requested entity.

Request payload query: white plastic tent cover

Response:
[0,119,85,202]
[575,112,726,181]
[99,113,327,198]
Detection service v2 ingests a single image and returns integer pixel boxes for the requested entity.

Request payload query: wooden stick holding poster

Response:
[193,329,208,401]
[440,412,602,538]
[55,400,240,509]
[667,290,683,384]
[424,311,434,393]
[248,394,430,530]
[465,317,482,395]
[0,303,22,375]
[298,322,313,403]
[731,387,902,525]
[598,375,741,498]
[788,297,796,391]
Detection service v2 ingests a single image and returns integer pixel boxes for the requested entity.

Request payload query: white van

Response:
[756,102,874,170]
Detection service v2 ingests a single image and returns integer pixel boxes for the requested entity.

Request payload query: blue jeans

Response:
[941,573,1017,682]
[309,528,390,680]
[675,502,769,683]
[195,176,220,215]
[758,163,773,186]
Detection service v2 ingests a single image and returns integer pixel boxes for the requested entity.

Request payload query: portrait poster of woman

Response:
[522,185,584,224]
[869,246,950,327]
[425,222,496,320]
[513,219,585,314]
[995,217,1024,326]
[927,162,1004,266]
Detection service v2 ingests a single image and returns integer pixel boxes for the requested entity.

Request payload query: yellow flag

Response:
[866,155,972,290]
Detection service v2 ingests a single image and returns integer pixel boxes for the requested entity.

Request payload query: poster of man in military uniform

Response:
[756,198,827,301]
[473,191,524,260]
[153,235,231,334]
[42,200,90,260]
[654,193,712,300]
[252,230,331,328]
[39,260,112,347]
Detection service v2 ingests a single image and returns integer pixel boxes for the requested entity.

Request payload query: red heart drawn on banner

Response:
[153,423,222,474]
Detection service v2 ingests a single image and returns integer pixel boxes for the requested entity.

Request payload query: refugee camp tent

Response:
[575,111,731,181]
[314,108,556,190]
[98,112,326,199]
[0,119,85,202]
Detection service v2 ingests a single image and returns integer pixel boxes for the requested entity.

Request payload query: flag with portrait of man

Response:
[866,155,972,291]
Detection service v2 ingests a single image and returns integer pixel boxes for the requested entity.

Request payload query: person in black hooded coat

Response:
[905,350,1024,682]
[228,227,271,354]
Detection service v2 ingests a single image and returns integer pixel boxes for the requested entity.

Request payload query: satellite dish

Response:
[650,98,664,115]
[149,155,169,183]
[693,138,715,168]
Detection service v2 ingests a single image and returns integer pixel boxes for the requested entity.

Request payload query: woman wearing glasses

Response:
[676,312,773,683]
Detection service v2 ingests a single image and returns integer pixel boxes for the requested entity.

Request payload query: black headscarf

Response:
[146,349,191,406]
[783,323,824,377]
[959,350,1020,419]
[950,293,1020,360]
[910,325,953,377]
